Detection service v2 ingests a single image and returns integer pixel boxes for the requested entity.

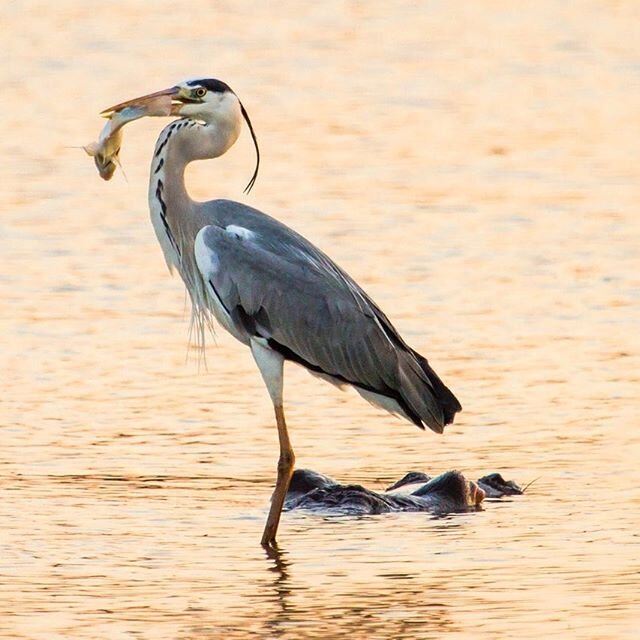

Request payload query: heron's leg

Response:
[249,338,295,547]
[261,403,295,547]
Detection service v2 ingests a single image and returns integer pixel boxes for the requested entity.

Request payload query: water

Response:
[2,1,639,638]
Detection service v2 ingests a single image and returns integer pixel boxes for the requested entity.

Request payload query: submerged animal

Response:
[285,469,522,515]
[88,78,462,547]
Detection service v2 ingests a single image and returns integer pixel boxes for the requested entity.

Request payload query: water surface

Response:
[2,2,639,638]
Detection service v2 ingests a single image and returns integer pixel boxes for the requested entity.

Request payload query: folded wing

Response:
[194,222,461,432]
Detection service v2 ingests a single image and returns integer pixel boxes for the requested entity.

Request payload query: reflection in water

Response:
[264,546,294,638]
[260,545,458,640]
[3,1,640,638]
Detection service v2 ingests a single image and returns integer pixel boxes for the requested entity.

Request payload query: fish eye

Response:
[194,87,207,98]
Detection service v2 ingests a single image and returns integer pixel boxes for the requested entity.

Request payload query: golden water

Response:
[2,1,639,638]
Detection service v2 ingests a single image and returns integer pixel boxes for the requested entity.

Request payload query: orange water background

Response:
[2,1,639,638]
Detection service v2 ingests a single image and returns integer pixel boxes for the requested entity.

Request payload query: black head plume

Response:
[239,101,260,194]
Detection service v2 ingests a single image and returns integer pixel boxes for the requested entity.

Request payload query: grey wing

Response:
[194,221,459,433]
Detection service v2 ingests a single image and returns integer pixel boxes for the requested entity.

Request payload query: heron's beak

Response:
[100,86,182,118]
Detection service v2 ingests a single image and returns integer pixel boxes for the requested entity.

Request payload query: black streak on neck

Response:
[155,178,181,257]
[154,125,175,158]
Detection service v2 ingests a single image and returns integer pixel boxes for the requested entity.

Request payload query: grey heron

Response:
[99,78,462,547]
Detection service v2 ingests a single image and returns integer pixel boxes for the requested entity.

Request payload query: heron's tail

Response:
[398,350,462,433]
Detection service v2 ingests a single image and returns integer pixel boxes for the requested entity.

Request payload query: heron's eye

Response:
[195,87,207,98]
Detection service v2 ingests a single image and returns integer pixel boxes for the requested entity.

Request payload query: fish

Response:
[84,94,174,180]
[83,108,137,180]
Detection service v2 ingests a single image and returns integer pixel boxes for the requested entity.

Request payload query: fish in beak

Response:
[84,86,182,180]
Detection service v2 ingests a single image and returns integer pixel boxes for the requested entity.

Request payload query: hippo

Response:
[285,469,522,515]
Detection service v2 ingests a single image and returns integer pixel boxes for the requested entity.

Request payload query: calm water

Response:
[2,2,639,638]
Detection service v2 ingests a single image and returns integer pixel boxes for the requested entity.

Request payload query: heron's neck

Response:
[148,117,240,279]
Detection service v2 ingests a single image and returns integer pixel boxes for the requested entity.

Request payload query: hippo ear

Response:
[385,471,431,492]
[287,469,337,496]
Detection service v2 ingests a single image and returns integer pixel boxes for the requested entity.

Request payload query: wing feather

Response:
[196,223,397,378]
[193,202,460,432]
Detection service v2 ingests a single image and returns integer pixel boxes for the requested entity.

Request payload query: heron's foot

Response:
[261,526,278,549]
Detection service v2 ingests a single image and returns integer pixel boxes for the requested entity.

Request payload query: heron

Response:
[99,78,462,547]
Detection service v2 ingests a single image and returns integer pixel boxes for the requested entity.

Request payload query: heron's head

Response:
[101,78,260,192]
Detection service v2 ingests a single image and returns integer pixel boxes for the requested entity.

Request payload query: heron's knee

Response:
[278,450,295,475]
